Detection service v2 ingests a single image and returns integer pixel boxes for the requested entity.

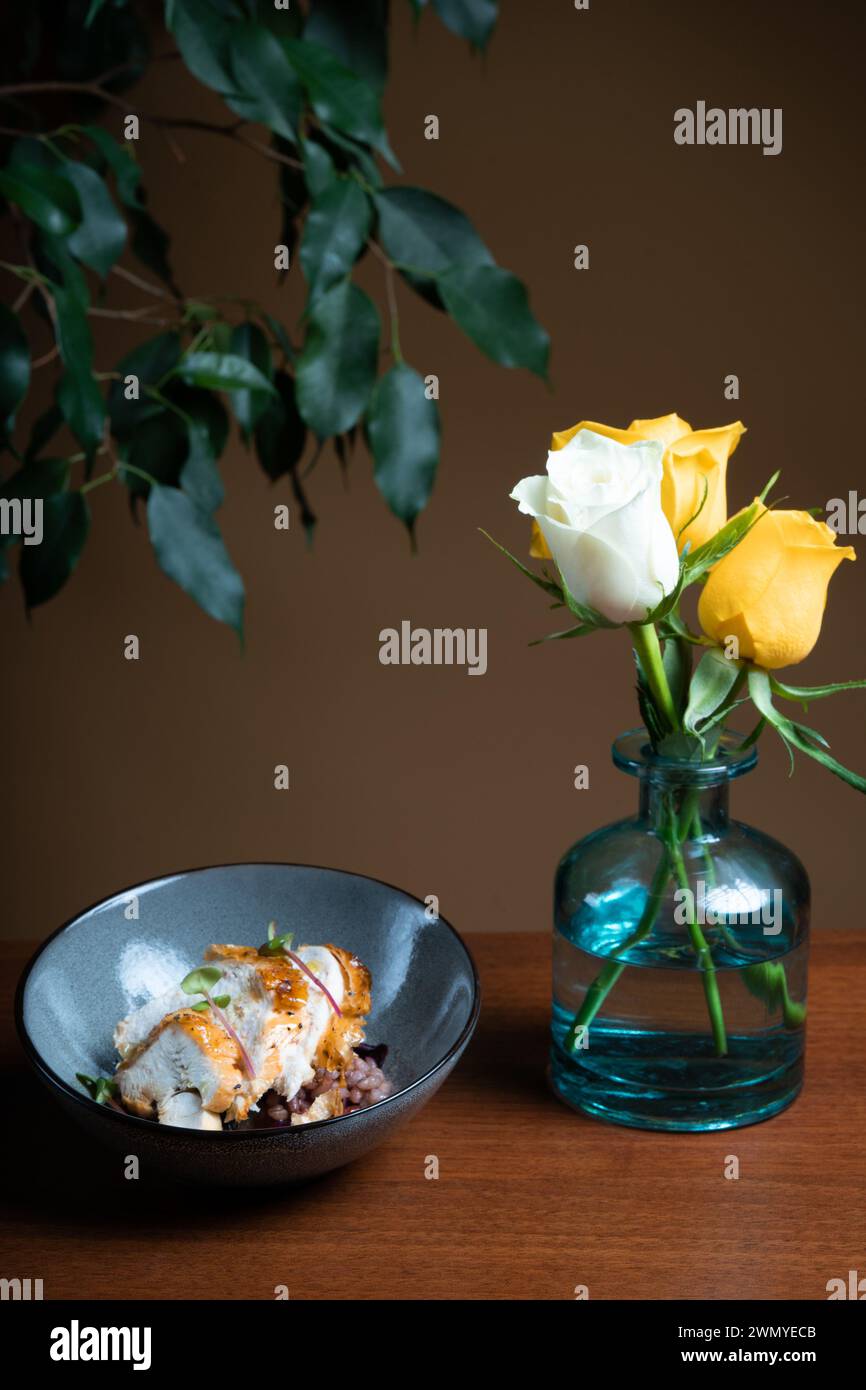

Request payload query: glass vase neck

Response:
[612,727,757,835]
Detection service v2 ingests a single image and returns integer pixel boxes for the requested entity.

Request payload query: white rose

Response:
[510,429,680,624]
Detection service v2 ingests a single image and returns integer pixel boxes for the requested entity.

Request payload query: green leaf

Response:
[85,0,111,26]
[147,484,244,636]
[439,263,549,379]
[165,383,230,457]
[295,279,379,437]
[432,0,498,48]
[769,675,866,707]
[300,135,337,199]
[76,1072,119,1104]
[0,457,70,551]
[528,623,594,646]
[174,352,276,395]
[166,0,237,93]
[479,529,564,602]
[82,126,144,207]
[0,164,81,236]
[0,304,30,431]
[367,363,439,530]
[317,122,384,188]
[226,22,302,141]
[284,38,395,165]
[305,0,388,91]
[53,286,104,461]
[373,187,493,308]
[108,331,183,439]
[254,371,308,483]
[748,668,866,794]
[180,965,224,995]
[62,160,127,276]
[561,577,619,630]
[228,323,273,437]
[662,635,692,717]
[19,492,90,607]
[684,648,743,739]
[119,410,188,500]
[180,420,224,514]
[25,406,63,462]
[300,177,372,303]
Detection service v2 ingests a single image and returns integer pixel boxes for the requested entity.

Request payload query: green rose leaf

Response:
[228,322,274,438]
[174,352,276,395]
[0,304,31,432]
[683,471,779,585]
[683,648,742,741]
[283,38,396,166]
[0,164,81,236]
[147,484,244,637]
[227,23,303,141]
[19,492,90,608]
[300,177,372,304]
[432,0,498,49]
[62,160,127,277]
[304,0,388,92]
[439,263,550,379]
[769,675,866,706]
[295,279,379,437]
[748,668,866,794]
[367,363,439,530]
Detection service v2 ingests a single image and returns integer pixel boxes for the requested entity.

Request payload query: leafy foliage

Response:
[0,0,546,633]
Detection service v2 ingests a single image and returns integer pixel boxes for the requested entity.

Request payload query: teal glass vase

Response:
[550,731,809,1131]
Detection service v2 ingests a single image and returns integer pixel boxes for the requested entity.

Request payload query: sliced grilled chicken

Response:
[160,1089,223,1130]
[114,942,372,1126]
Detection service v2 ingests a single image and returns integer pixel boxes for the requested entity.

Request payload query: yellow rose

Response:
[530,413,744,558]
[698,504,856,669]
[630,415,745,552]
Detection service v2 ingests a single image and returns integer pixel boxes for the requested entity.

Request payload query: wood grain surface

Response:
[2,932,864,1301]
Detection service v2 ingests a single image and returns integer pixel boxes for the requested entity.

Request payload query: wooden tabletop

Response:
[3,932,864,1301]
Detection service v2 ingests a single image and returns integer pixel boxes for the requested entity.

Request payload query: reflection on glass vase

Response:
[550,730,809,1132]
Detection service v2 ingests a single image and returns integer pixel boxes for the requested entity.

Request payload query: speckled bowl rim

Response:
[14,861,482,1141]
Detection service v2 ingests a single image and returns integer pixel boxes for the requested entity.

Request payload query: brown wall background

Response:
[2,0,865,941]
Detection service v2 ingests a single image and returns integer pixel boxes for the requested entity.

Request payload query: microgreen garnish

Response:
[190,993,231,1012]
[76,1073,124,1111]
[180,967,256,1079]
[262,921,343,1018]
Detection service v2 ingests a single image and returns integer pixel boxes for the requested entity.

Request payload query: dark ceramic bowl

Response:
[16,863,480,1187]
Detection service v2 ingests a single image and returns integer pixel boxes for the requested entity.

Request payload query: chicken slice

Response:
[114,942,373,1127]
[159,1090,223,1130]
[117,1008,243,1118]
